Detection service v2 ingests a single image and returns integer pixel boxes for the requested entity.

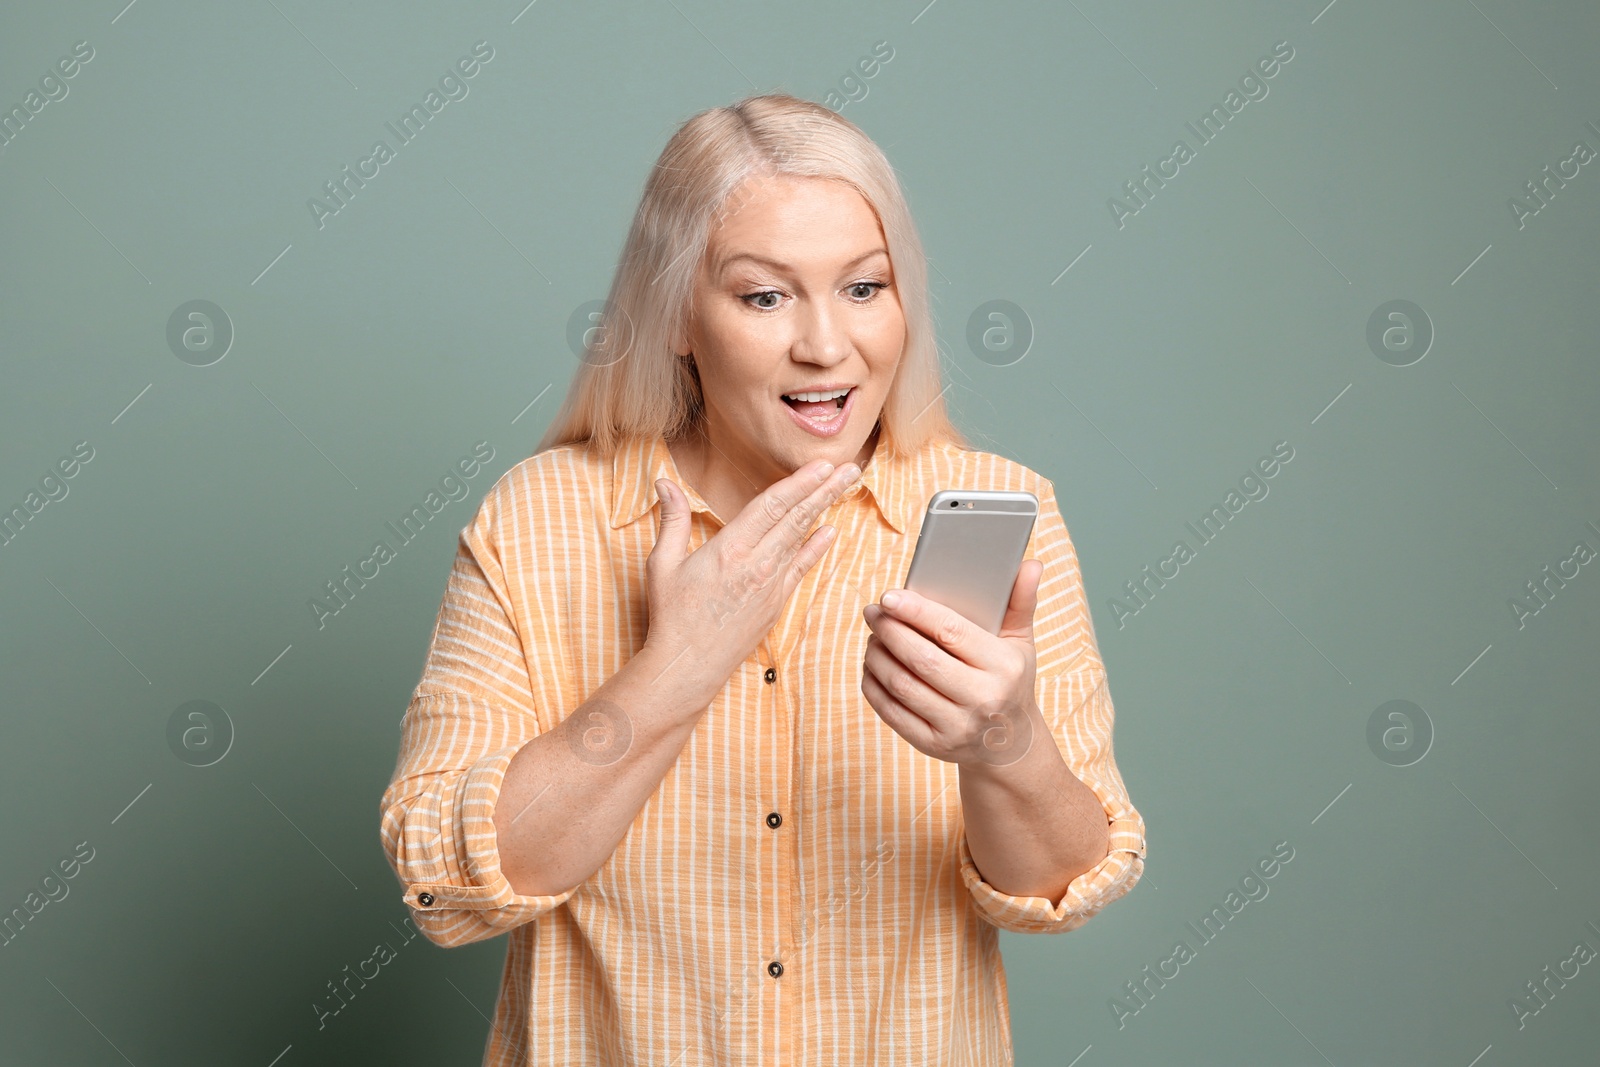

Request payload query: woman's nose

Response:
[793,304,849,364]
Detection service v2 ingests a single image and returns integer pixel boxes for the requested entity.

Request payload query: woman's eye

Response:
[740,282,889,311]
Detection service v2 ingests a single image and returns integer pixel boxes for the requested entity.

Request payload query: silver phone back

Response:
[902,489,1039,635]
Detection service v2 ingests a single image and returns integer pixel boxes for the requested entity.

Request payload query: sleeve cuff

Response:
[958,803,1147,936]
[401,741,577,943]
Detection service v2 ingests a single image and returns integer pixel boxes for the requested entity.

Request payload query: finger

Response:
[870,604,966,713]
[860,668,937,755]
[862,636,964,724]
[752,461,860,565]
[649,478,691,569]
[870,589,997,671]
[998,559,1044,641]
[728,458,838,545]
[786,523,838,585]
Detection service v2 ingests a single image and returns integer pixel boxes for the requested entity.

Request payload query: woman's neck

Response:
[667,423,879,527]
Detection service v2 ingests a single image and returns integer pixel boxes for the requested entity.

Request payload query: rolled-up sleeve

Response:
[957,476,1148,935]
[379,487,575,948]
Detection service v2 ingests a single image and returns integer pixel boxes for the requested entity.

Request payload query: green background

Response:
[2,1,1597,1064]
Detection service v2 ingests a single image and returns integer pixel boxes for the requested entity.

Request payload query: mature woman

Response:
[380,92,1146,1066]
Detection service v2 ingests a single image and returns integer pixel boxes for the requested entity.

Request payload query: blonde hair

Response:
[535,92,968,460]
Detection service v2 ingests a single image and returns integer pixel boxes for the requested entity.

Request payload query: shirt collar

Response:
[609,432,915,535]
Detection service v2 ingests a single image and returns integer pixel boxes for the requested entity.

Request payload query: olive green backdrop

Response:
[2,1,1597,1064]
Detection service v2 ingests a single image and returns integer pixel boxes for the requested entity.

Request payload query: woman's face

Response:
[677,173,905,484]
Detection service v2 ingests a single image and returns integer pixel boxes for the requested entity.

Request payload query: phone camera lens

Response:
[948,500,959,507]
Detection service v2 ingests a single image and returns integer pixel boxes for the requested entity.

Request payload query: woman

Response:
[380,92,1146,1066]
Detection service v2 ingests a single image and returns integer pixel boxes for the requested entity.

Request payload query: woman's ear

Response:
[673,300,700,360]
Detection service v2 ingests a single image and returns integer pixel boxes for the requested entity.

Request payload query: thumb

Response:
[650,478,690,567]
[998,559,1044,641]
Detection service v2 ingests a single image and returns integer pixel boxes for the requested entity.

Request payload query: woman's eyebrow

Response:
[716,248,888,277]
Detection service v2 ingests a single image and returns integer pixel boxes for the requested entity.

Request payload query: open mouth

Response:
[781,387,852,419]
[780,386,855,438]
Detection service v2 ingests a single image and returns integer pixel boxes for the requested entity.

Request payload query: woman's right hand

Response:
[642,458,862,696]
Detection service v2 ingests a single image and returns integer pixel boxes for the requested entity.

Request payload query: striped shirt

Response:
[379,431,1147,1066]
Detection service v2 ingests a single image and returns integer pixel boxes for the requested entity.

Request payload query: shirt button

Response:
[767,960,784,978]
[765,811,782,829]
[416,892,435,907]
[763,667,777,684]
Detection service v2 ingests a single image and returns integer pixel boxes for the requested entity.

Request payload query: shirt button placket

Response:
[756,648,789,1054]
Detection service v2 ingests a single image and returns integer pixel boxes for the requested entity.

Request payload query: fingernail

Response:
[816,462,835,481]
[880,590,902,610]
[843,464,861,483]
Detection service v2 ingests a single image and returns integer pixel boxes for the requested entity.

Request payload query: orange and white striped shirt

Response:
[379,431,1147,1066]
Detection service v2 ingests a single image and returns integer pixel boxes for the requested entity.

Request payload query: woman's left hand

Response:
[860,559,1044,768]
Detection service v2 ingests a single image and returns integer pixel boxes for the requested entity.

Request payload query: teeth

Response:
[782,388,851,402]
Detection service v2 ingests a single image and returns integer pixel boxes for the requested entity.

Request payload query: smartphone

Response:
[901,489,1039,635]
